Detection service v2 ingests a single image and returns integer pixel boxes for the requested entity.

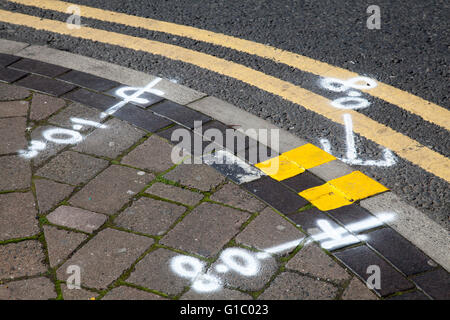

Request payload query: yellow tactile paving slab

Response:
[282,144,336,170]
[255,156,305,181]
[299,171,389,211]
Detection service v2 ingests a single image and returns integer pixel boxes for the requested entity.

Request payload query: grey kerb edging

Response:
[1,38,448,272]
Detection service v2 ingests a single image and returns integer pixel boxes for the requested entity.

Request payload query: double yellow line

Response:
[2,0,449,182]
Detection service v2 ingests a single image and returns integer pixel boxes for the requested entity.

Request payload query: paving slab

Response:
[34,178,74,214]
[127,248,192,297]
[0,117,27,154]
[210,182,266,212]
[258,272,338,300]
[36,151,109,186]
[29,125,67,167]
[29,93,66,121]
[57,228,153,289]
[61,284,96,300]
[0,155,31,191]
[69,165,153,215]
[164,163,226,192]
[102,286,166,300]
[0,83,30,100]
[73,118,146,159]
[43,225,88,268]
[0,192,39,241]
[121,135,174,172]
[48,102,104,132]
[115,197,186,236]
[47,206,108,234]
[236,207,304,254]
[411,269,450,300]
[181,287,253,300]
[145,182,204,206]
[0,100,28,117]
[286,243,350,283]
[161,202,250,258]
[0,277,57,300]
[0,241,47,279]
[341,277,378,300]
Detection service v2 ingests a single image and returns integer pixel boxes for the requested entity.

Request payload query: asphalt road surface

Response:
[0,0,448,229]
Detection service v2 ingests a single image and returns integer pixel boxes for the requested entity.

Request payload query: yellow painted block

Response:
[328,171,388,201]
[299,184,353,211]
[282,143,336,169]
[255,156,305,181]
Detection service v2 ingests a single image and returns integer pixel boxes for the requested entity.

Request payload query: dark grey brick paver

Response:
[57,228,153,289]
[0,192,39,241]
[115,197,186,235]
[36,151,109,186]
[16,74,76,97]
[0,241,47,279]
[161,202,249,258]
[70,165,153,215]
[9,58,70,77]
[411,269,450,300]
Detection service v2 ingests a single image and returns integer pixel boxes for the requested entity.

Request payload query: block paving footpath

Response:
[0,51,448,301]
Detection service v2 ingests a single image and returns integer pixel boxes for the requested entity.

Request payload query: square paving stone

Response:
[0,100,28,117]
[341,277,378,300]
[61,284,96,300]
[210,182,266,212]
[106,85,164,107]
[0,277,57,300]
[150,100,211,129]
[411,269,450,300]
[69,165,153,215]
[164,163,225,192]
[127,248,193,296]
[145,183,204,206]
[0,67,27,83]
[333,245,415,297]
[43,225,88,268]
[30,93,66,121]
[0,83,30,100]
[281,171,325,193]
[102,286,166,300]
[57,70,120,92]
[286,243,350,282]
[0,117,27,154]
[63,88,120,111]
[236,207,304,254]
[48,102,104,132]
[327,204,376,227]
[181,288,252,300]
[9,58,70,77]
[161,202,250,258]
[73,118,146,159]
[47,206,108,234]
[115,197,186,236]
[258,272,338,300]
[29,125,67,167]
[121,135,175,172]
[34,178,74,213]
[114,104,173,132]
[16,74,76,97]
[0,240,47,279]
[365,228,434,276]
[0,192,39,241]
[36,151,109,186]
[57,228,153,289]
[208,249,279,292]
[242,176,309,215]
[0,156,31,191]
[0,53,20,67]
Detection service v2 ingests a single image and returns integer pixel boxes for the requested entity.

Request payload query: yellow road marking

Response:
[9,0,450,131]
[0,10,448,183]
[299,171,389,211]
[255,157,305,181]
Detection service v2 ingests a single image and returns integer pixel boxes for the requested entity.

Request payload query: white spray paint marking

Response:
[70,117,108,129]
[320,113,396,167]
[42,128,83,145]
[101,78,163,119]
